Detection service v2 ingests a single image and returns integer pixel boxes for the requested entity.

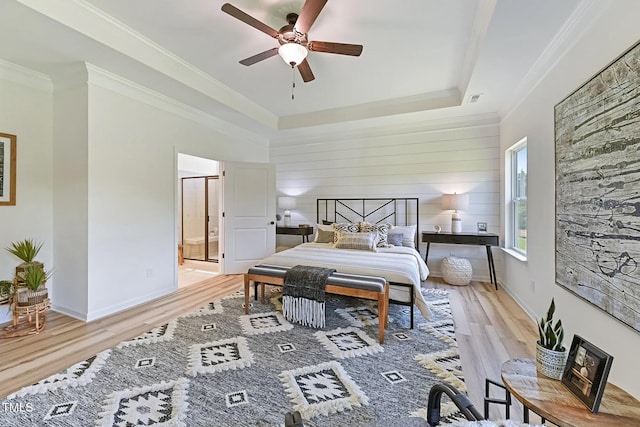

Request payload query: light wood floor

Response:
[178,259,220,288]
[0,275,541,423]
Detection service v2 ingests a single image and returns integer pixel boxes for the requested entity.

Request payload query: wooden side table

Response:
[501,358,640,426]
[276,225,314,243]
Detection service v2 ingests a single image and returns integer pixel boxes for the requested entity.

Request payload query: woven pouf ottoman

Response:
[441,256,473,286]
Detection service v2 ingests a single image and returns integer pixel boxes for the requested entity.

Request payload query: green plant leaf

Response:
[5,239,43,263]
[20,265,52,291]
[546,298,555,321]
[538,299,564,351]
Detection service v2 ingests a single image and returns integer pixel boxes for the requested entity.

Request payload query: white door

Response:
[221,162,276,274]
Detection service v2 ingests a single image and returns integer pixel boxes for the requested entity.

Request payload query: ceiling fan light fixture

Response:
[278,42,308,66]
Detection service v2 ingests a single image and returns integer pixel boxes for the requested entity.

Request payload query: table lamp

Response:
[278,196,296,227]
[442,193,469,233]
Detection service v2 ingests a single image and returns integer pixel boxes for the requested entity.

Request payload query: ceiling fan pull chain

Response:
[291,64,296,100]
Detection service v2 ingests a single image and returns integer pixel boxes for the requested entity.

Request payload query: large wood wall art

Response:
[555,39,640,332]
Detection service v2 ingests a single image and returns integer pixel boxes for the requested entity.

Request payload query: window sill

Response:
[501,247,527,262]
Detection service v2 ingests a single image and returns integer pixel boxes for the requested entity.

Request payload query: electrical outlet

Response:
[146,268,153,278]
[530,280,535,292]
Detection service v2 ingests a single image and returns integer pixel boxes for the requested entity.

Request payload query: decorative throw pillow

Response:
[389,225,417,247]
[359,222,391,247]
[334,231,379,251]
[387,232,404,247]
[315,228,335,243]
[332,222,360,242]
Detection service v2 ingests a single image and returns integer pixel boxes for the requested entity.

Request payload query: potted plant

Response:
[0,279,14,306]
[536,298,567,379]
[5,239,44,281]
[16,265,52,306]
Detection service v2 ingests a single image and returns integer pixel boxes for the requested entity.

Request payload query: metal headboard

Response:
[317,198,420,249]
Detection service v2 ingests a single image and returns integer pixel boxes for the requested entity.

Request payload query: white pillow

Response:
[334,231,379,251]
[389,225,417,247]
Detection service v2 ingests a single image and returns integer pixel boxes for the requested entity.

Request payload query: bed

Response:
[258,198,430,326]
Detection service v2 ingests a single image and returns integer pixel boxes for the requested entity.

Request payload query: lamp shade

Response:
[278,43,308,66]
[442,193,469,211]
[278,196,296,210]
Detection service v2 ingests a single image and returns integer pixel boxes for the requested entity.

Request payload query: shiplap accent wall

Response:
[270,115,501,282]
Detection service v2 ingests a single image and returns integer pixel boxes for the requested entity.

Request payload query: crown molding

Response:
[457,0,497,100]
[278,89,462,130]
[15,0,278,130]
[499,0,612,120]
[272,112,500,147]
[49,62,267,147]
[87,64,269,147]
[0,59,52,92]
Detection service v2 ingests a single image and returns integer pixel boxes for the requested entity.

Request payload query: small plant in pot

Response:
[16,265,52,306]
[5,238,44,281]
[536,298,567,379]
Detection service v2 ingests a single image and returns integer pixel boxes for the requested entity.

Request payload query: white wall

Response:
[52,79,90,319]
[82,67,268,320]
[1,62,269,323]
[271,115,501,281]
[500,1,640,397]
[0,64,53,324]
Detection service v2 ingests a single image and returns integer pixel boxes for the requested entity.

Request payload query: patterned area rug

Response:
[0,288,469,426]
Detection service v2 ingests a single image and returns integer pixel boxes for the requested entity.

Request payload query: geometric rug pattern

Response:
[0,288,467,426]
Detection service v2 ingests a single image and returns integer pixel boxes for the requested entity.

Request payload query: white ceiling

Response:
[0,0,586,136]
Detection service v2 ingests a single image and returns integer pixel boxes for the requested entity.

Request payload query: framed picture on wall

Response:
[0,133,17,206]
[561,334,614,414]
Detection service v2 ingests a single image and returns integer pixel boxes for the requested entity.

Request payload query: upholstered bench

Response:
[244,264,389,343]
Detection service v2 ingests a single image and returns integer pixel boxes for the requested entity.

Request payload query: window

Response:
[507,138,527,256]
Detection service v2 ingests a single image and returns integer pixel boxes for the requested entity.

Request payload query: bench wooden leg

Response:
[384,282,389,328]
[377,282,390,344]
[244,275,250,314]
[378,293,385,344]
[260,283,266,303]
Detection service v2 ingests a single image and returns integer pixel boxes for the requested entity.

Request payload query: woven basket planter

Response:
[17,288,49,307]
[441,256,473,286]
[536,342,567,380]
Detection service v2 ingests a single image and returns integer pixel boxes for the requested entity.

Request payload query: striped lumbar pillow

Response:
[334,231,379,251]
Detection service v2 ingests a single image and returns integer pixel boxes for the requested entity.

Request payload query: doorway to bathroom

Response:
[181,175,221,263]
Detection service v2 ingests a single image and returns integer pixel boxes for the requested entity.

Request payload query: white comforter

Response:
[258,243,432,320]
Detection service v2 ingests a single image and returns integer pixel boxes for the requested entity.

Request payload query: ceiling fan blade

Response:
[297,59,315,82]
[221,3,279,38]
[308,41,363,56]
[239,47,279,66]
[294,0,327,34]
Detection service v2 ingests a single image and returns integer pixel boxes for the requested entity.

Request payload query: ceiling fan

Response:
[221,1,363,83]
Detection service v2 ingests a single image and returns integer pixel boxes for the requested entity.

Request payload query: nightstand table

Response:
[422,231,499,289]
[276,226,314,243]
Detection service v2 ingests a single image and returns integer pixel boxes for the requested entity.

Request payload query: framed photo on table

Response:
[562,334,613,414]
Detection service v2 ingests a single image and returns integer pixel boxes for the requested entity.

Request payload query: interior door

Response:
[221,162,276,274]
